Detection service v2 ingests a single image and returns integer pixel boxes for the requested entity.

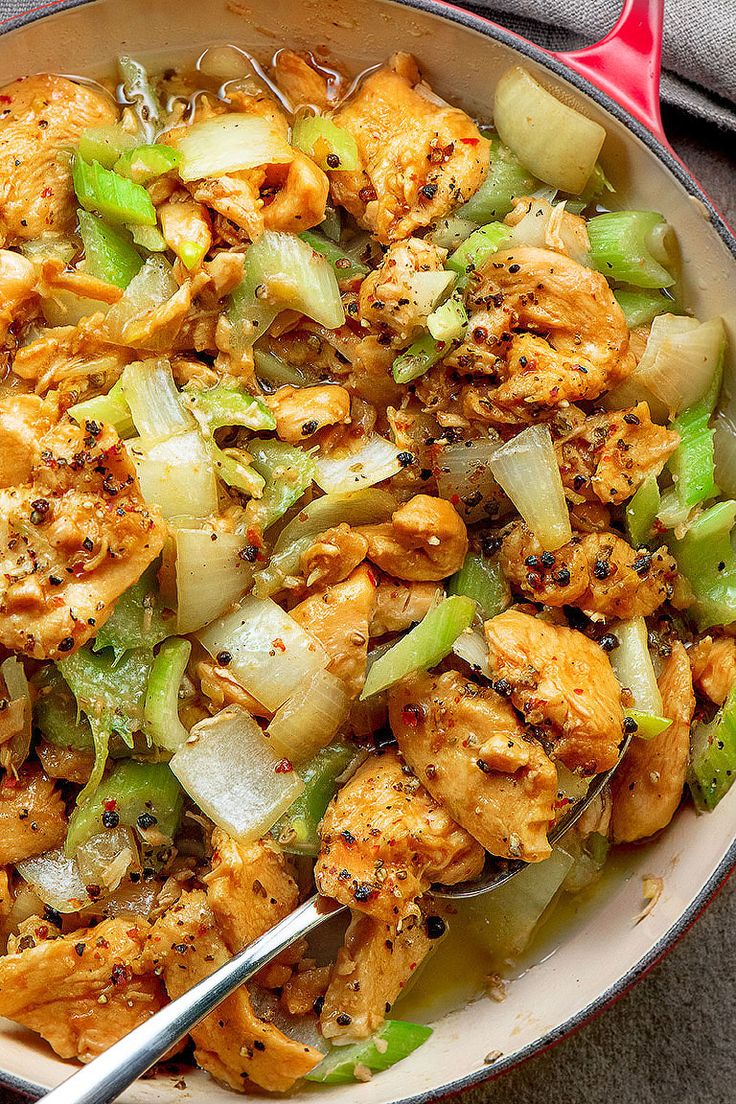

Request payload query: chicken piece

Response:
[280,964,331,1016]
[291,564,376,697]
[390,670,556,861]
[0,917,164,1061]
[300,524,369,590]
[556,403,679,505]
[443,309,508,377]
[371,578,441,636]
[0,393,49,486]
[359,494,468,582]
[261,151,329,233]
[330,53,489,244]
[499,523,677,620]
[270,50,342,111]
[485,609,624,774]
[0,74,117,245]
[11,316,133,398]
[315,749,484,921]
[0,767,67,864]
[191,173,264,240]
[612,642,694,842]
[468,247,634,422]
[35,741,94,785]
[37,257,123,305]
[689,635,736,706]
[0,249,38,342]
[104,269,209,352]
[143,890,322,1092]
[504,196,591,261]
[320,911,433,1042]
[203,829,299,951]
[159,195,213,269]
[359,237,448,343]
[0,403,165,660]
[265,383,351,444]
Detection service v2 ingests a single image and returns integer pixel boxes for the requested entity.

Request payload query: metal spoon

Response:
[39,738,629,1104]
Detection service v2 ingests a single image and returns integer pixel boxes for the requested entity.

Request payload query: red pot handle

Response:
[552,0,667,144]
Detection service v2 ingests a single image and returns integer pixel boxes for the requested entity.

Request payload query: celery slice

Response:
[448,552,510,620]
[615,287,672,329]
[446,221,510,277]
[271,741,360,856]
[291,115,360,171]
[143,637,191,751]
[245,438,316,530]
[114,144,182,184]
[117,55,163,142]
[300,229,368,280]
[688,684,736,811]
[33,667,94,751]
[185,382,275,433]
[210,443,266,499]
[78,210,143,289]
[79,125,137,169]
[121,359,194,441]
[669,500,736,630]
[253,347,309,387]
[625,709,672,740]
[92,563,170,659]
[72,155,157,226]
[67,379,135,439]
[129,224,167,252]
[427,290,468,343]
[361,596,475,699]
[392,332,448,385]
[305,1020,432,1084]
[587,211,675,288]
[668,404,718,510]
[457,138,541,223]
[244,230,345,329]
[625,473,661,546]
[66,760,184,855]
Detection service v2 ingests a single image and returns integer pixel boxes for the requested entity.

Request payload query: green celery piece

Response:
[688,684,736,811]
[117,55,163,142]
[143,638,191,751]
[114,144,182,184]
[271,742,360,856]
[72,155,157,226]
[92,564,170,659]
[361,596,475,699]
[67,380,135,439]
[300,229,368,280]
[319,205,342,243]
[392,332,448,385]
[79,125,137,169]
[457,138,541,223]
[448,552,510,620]
[427,290,468,343]
[625,473,661,546]
[210,442,266,498]
[626,709,672,739]
[66,759,184,854]
[33,667,95,751]
[228,270,279,354]
[253,347,308,387]
[587,210,675,288]
[245,438,316,530]
[129,224,167,252]
[186,382,275,433]
[306,1020,432,1084]
[668,404,718,510]
[615,287,672,329]
[669,500,736,630]
[446,221,510,277]
[291,116,360,171]
[78,210,143,289]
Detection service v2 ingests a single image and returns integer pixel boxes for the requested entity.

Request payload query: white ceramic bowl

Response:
[0,0,734,1100]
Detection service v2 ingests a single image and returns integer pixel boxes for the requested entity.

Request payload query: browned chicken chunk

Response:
[315,749,484,921]
[0,74,117,244]
[485,609,624,774]
[359,494,468,581]
[0,917,164,1062]
[612,642,694,842]
[359,237,448,343]
[266,384,351,444]
[0,393,49,486]
[371,578,441,636]
[499,523,677,620]
[0,401,165,660]
[330,53,489,243]
[320,911,433,1042]
[0,767,67,865]
[10,315,133,399]
[390,670,557,861]
[300,524,369,590]
[556,403,679,505]
[270,49,342,112]
[689,634,736,705]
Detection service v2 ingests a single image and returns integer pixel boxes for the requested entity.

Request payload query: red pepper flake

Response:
[271,637,286,653]
[246,527,264,549]
[450,494,461,506]
[574,688,584,695]
[401,703,422,728]
[275,758,293,774]
[104,798,117,812]
[460,137,479,145]
[41,187,53,198]
[0,95,11,103]
[36,925,49,940]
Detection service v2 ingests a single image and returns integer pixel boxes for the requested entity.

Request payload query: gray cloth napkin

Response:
[1,0,733,130]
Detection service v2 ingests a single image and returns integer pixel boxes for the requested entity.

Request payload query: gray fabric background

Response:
[0,2,733,1103]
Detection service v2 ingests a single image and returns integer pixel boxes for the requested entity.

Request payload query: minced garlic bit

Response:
[353,1063,374,1082]
[483,1050,503,1065]
[634,874,664,924]
[373,1036,389,1055]
[484,973,508,1003]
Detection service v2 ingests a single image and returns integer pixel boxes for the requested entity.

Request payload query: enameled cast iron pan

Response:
[0,0,734,1100]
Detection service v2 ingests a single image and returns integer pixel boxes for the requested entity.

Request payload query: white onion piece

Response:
[267,669,350,763]
[176,528,253,634]
[428,215,478,251]
[253,488,395,598]
[17,849,92,913]
[105,257,178,343]
[129,429,218,521]
[121,358,193,441]
[314,436,404,494]
[404,270,456,318]
[452,627,491,678]
[76,828,137,892]
[435,435,504,523]
[197,45,251,81]
[494,67,606,194]
[173,114,293,182]
[490,424,571,549]
[170,705,303,842]
[42,288,113,327]
[714,410,736,498]
[505,199,590,265]
[198,596,329,711]
[609,618,663,715]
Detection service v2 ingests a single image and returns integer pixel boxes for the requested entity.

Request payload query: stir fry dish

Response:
[0,45,734,1092]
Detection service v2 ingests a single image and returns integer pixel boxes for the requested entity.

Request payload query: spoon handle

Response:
[39,895,344,1104]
